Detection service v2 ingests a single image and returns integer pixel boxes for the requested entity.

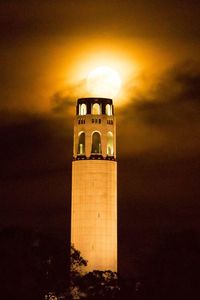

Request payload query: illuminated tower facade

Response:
[71,98,117,272]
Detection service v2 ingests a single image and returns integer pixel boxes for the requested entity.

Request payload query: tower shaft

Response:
[71,160,117,271]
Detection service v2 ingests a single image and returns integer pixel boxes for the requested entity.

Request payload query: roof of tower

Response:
[77,97,113,105]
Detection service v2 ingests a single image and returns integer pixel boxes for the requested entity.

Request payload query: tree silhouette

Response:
[70,246,119,299]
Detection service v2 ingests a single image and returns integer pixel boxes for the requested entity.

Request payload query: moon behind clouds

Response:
[87,66,121,99]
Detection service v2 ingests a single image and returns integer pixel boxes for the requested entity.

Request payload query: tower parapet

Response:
[73,98,116,161]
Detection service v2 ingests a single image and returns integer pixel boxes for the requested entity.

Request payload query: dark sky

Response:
[1,0,200,277]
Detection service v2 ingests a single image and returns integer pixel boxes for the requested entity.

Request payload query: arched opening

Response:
[91,132,102,154]
[92,103,101,115]
[80,103,87,115]
[107,131,113,156]
[77,132,85,155]
[106,104,112,116]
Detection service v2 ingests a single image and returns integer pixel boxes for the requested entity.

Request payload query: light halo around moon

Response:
[86,66,121,99]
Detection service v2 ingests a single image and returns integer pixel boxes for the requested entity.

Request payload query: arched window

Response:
[80,103,87,115]
[91,132,102,154]
[77,132,85,155]
[106,104,112,116]
[92,103,101,115]
[107,132,113,156]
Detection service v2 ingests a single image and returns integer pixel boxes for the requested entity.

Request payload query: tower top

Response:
[76,97,114,115]
[77,97,113,104]
[74,97,116,160]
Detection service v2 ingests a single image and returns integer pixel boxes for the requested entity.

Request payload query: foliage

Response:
[70,246,120,299]
[78,270,119,299]
[70,245,87,299]
[70,245,87,275]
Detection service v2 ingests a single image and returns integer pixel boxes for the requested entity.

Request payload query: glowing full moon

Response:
[87,66,121,98]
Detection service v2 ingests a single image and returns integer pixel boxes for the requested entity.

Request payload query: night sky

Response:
[1,0,200,278]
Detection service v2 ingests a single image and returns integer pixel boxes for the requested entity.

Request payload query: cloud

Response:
[117,61,200,157]
[51,92,74,114]
[51,80,86,115]
[0,80,87,182]
[153,61,200,104]
[0,112,72,182]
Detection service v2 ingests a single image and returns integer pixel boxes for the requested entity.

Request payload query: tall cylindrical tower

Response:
[71,97,117,272]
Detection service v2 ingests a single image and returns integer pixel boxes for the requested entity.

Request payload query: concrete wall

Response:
[71,160,117,272]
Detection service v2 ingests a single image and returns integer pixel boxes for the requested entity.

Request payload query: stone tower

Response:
[71,97,117,272]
